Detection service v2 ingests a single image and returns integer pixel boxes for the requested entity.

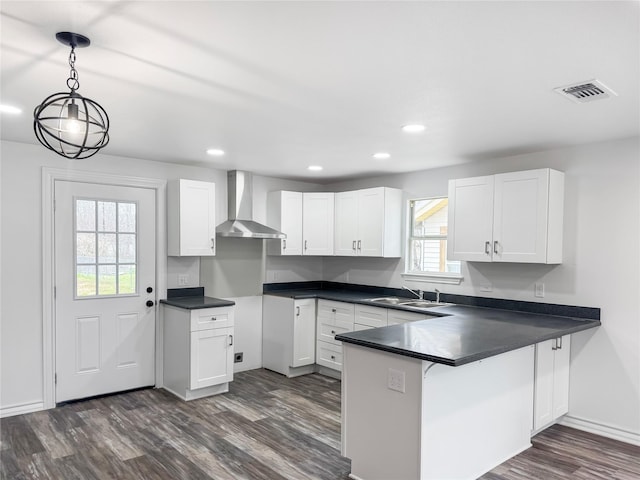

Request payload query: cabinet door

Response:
[533,338,556,431]
[292,299,316,367]
[552,335,571,419]
[303,192,335,255]
[190,327,233,389]
[357,188,385,257]
[493,169,549,263]
[334,191,359,256]
[448,176,494,262]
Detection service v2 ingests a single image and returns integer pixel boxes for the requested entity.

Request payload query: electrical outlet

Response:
[534,283,545,298]
[388,368,405,393]
[178,274,189,286]
[234,352,243,363]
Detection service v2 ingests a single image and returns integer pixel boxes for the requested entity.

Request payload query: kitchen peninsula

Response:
[263,282,600,480]
[335,304,600,480]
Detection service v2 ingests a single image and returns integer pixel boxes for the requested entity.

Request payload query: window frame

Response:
[402,196,463,285]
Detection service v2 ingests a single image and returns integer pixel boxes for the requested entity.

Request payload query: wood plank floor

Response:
[2,368,639,479]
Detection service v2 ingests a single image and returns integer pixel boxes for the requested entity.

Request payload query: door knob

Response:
[146,287,153,293]
[146,300,154,307]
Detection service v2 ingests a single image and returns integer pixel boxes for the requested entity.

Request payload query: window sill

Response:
[401,272,464,285]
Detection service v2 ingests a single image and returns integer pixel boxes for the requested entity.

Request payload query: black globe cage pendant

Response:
[33,32,109,159]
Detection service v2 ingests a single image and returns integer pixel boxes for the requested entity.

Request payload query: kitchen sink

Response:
[399,301,451,308]
[368,297,402,305]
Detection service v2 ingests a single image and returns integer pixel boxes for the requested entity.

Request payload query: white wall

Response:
[0,140,226,411]
[322,137,640,442]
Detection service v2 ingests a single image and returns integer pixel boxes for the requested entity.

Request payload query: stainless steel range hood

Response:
[216,170,286,239]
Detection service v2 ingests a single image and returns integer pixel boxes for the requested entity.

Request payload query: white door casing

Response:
[54,180,156,403]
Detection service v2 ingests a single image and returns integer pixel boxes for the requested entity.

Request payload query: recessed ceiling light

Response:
[402,124,425,133]
[308,165,323,171]
[373,152,391,160]
[0,104,22,114]
[206,148,225,156]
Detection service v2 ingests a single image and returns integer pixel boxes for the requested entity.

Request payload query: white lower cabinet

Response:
[163,305,235,401]
[354,304,388,329]
[262,296,317,377]
[316,300,355,372]
[533,335,571,432]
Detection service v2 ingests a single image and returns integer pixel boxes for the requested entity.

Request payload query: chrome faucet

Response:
[402,285,423,299]
[434,288,441,303]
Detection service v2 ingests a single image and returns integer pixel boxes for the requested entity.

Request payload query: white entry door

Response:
[54,180,156,403]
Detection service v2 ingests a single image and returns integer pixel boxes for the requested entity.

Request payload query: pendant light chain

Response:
[66,47,80,92]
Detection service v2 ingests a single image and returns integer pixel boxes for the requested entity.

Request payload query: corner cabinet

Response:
[162,304,234,401]
[168,179,216,256]
[266,191,303,256]
[334,187,402,257]
[448,169,564,263]
[262,296,317,377]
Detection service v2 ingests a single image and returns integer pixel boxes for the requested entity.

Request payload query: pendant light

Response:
[33,32,109,159]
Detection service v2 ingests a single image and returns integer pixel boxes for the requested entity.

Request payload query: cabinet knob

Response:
[330,355,336,360]
[331,308,336,313]
[211,316,217,321]
[331,330,336,335]
[146,300,154,307]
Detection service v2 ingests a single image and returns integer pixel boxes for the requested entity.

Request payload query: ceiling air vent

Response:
[554,79,617,104]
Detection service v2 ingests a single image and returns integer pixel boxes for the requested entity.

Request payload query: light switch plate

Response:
[534,283,545,298]
[388,368,406,393]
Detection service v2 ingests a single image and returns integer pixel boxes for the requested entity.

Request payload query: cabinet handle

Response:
[485,241,491,255]
[331,308,337,313]
[283,239,287,250]
[331,330,336,335]
[210,316,217,321]
[229,335,234,346]
[494,240,499,255]
[357,240,362,251]
[211,238,215,250]
[352,240,356,251]
[296,306,300,316]
[304,240,308,251]
[552,338,558,350]
[557,337,563,349]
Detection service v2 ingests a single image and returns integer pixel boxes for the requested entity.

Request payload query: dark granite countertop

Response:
[160,287,235,310]
[263,282,601,367]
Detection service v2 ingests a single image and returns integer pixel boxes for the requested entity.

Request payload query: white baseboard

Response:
[560,415,640,446]
[1,401,45,418]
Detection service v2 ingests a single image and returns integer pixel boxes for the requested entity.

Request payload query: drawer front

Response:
[191,306,234,331]
[354,323,374,331]
[317,300,355,325]
[317,321,352,345]
[355,304,388,328]
[316,341,343,371]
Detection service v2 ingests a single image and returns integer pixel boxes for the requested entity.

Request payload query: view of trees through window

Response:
[408,197,461,275]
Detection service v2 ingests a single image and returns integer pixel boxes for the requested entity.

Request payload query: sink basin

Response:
[399,301,451,308]
[368,297,402,305]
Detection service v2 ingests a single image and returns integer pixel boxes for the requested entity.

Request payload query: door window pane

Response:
[75,198,138,298]
[97,201,116,232]
[76,233,96,264]
[98,265,117,295]
[118,265,136,294]
[118,203,136,233]
[76,200,95,231]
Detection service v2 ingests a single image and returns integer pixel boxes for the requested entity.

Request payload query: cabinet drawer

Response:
[190,306,234,331]
[355,304,388,328]
[316,341,343,371]
[317,300,355,324]
[387,310,433,326]
[317,321,352,345]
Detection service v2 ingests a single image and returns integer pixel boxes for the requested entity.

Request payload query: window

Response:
[75,198,137,297]
[406,197,461,279]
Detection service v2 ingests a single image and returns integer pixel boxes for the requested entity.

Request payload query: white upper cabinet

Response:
[168,179,216,256]
[448,168,564,263]
[267,191,303,256]
[335,187,402,257]
[302,192,335,256]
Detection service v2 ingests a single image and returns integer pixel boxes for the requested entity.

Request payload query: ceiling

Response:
[1,1,638,182]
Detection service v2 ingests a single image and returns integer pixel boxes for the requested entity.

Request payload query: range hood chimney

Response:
[216,170,286,239]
